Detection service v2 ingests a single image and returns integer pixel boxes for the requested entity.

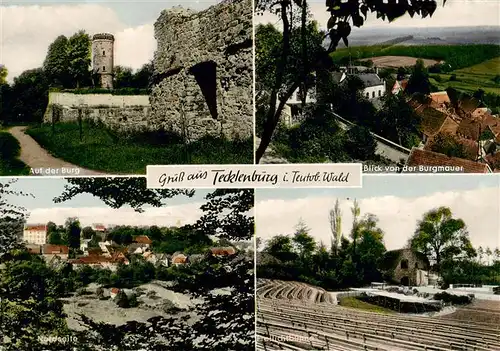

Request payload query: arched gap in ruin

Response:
[401,276,410,286]
[188,60,218,120]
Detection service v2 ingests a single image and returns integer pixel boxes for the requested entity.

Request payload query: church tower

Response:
[92,33,114,89]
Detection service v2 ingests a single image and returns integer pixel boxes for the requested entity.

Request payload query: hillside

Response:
[330,44,500,71]
[429,57,500,95]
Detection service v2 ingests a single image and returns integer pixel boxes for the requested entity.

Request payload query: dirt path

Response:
[8,126,105,176]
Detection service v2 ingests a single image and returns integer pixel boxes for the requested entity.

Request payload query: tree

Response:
[53,178,194,212]
[406,59,431,95]
[292,220,316,260]
[67,30,92,88]
[193,189,254,241]
[81,226,95,240]
[264,234,297,262]
[485,247,492,265]
[147,225,162,242]
[4,68,49,124]
[376,93,421,147]
[65,217,81,251]
[43,35,70,87]
[0,179,31,260]
[114,66,134,88]
[410,206,474,271]
[427,132,474,160]
[350,199,361,259]
[255,0,444,163]
[345,125,377,160]
[114,290,129,308]
[329,199,342,255]
[477,246,484,264]
[0,65,7,84]
[132,61,154,89]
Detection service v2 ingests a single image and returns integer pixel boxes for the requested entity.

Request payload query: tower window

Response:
[103,66,106,72]
[103,50,106,56]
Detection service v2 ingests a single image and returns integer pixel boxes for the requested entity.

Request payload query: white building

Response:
[23,224,48,245]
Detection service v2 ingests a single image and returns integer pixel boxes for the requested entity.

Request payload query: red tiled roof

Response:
[405,148,490,173]
[26,244,42,254]
[430,91,450,104]
[69,255,120,264]
[456,138,479,161]
[133,235,152,245]
[210,247,237,256]
[24,224,47,231]
[172,254,187,264]
[111,288,120,294]
[485,153,500,171]
[87,248,103,256]
[417,107,449,136]
[42,244,69,255]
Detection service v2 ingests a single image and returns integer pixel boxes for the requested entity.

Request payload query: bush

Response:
[434,75,442,83]
[433,292,472,305]
[449,74,458,82]
[345,125,377,160]
[0,132,21,160]
[115,290,129,308]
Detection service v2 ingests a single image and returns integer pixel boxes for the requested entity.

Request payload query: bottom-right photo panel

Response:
[255,175,500,351]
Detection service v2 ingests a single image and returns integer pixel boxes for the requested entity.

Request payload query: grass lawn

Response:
[338,296,395,314]
[26,122,253,174]
[0,129,30,176]
[429,57,500,95]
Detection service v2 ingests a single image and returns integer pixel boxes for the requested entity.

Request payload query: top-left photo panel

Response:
[0,0,254,176]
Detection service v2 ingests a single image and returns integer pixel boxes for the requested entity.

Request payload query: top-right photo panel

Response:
[255,0,500,173]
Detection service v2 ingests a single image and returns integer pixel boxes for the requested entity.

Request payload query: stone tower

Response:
[92,33,114,89]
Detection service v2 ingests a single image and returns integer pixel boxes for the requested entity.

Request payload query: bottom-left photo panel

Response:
[0,177,255,351]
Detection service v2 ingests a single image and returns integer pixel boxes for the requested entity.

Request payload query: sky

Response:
[256,175,500,251]
[255,0,500,30]
[1,177,212,227]
[0,0,221,82]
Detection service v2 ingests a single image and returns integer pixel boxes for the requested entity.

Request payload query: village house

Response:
[80,238,91,252]
[380,248,430,287]
[23,224,48,245]
[133,235,152,247]
[25,243,42,255]
[143,251,169,267]
[69,253,129,271]
[110,287,121,299]
[128,243,149,255]
[172,252,188,266]
[91,223,107,233]
[42,244,69,261]
[391,79,408,95]
[210,246,237,256]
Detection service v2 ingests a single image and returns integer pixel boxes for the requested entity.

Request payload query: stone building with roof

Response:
[380,249,430,286]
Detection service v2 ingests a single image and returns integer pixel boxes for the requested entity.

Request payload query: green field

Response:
[26,122,253,174]
[338,296,395,314]
[429,57,500,95]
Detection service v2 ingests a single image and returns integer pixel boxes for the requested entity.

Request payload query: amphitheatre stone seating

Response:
[257,279,500,351]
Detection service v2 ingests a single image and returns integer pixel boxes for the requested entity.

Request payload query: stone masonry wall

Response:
[150,0,253,141]
[392,250,428,287]
[43,92,152,132]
